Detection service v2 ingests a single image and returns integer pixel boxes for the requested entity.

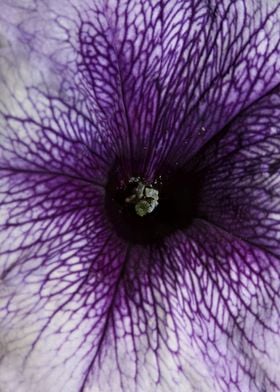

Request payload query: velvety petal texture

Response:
[0,1,279,392]
[193,84,280,257]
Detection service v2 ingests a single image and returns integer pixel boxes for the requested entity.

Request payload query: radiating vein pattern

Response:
[0,1,279,392]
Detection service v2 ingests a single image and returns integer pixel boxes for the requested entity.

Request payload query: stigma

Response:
[125,177,159,217]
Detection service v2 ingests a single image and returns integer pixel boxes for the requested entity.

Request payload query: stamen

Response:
[125,179,159,217]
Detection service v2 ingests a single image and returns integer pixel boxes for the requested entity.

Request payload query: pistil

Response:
[125,178,159,217]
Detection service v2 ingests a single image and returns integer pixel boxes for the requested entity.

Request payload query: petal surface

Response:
[1,0,279,176]
[193,84,280,257]
[76,0,280,177]
[0,1,279,392]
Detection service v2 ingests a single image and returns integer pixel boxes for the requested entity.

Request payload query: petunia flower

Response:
[0,1,279,391]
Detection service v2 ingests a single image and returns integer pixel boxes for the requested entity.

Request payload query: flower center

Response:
[125,177,159,217]
[105,163,202,245]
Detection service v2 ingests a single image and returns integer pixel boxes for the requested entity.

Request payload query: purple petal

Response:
[77,0,280,177]
[0,1,279,392]
[194,84,280,257]
[162,222,280,391]
[2,0,279,177]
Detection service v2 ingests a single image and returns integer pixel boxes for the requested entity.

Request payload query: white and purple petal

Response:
[0,1,279,392]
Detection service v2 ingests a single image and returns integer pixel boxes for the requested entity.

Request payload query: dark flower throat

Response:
[105,163,202,245]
